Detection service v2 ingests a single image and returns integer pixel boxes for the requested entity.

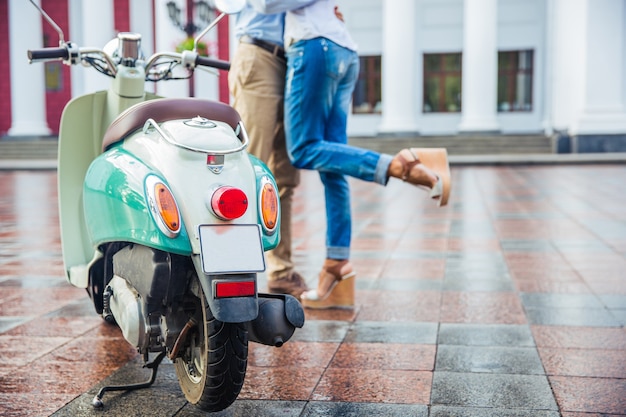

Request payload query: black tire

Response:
[174,287,248,412]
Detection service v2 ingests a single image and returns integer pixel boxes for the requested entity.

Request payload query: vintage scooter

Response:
[27,0,304,412]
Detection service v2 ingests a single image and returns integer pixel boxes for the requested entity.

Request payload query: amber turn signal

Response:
[260,181,278,232]
[154,183,181,233]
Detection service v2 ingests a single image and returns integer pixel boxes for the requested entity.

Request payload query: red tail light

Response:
[215,281,256,298]
[211,186,248,220]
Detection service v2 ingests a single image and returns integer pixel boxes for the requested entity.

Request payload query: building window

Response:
[498,50,533,112]
[423,53,462,113]
[353,55,381,114]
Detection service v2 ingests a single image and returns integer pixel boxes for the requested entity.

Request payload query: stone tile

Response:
[0,335,71,366]
[248,341,338,368]
[443,278,514,292]
[4,315,100,337]
[521,293,604,309]
[449,219,496,238]
[239,366,323,401]
[525,307,621,327]
[431,372,558,410]
[0,393,74,417]
[356,290,441,322]
[302,306,359,322]
[345,321,438,344]
[312,368,432,404]
[550,376,626,414]
[0,287,84,317]
[447,238,502,252]
[380,258,446,279]
[500,239,557,251]
[195,400,306,417]
[586,278,626,295]
[331,342,435,371]
[513,280,591,294]
[0,276,68,288]
[430,406,560,417]
[612,309,626,326]
[445,252,507,267]
[538,348,626,378]
[440,292,526,324]
[438,323,535,347]
[510,268,584,282]
[436,345,544,374]
[303,402,428,417]
[290,320,351,343]
[0,317,30,334]
[360,278,442,291]
[45,297,99,317]
[46,335,139,365]
[598,294,626,309]
[531,325,626,349]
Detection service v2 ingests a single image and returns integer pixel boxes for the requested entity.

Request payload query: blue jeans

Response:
[284,38,392,260]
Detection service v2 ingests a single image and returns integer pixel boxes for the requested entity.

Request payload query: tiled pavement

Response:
[0,164,625,416]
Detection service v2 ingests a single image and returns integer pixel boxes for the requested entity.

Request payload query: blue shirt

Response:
[234,0,317,47]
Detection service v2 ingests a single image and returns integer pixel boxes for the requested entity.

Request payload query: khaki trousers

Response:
[228,42,300,281]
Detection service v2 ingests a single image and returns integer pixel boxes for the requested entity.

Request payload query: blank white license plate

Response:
[198,224,265,274]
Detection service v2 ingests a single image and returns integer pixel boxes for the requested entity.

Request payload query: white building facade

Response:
[4,0,626,153]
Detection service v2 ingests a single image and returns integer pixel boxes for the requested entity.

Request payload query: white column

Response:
[548,0,586,131]
[130,0,154,55]
[573,0,626,134]
[8,0,50,136]
[458,0,499,133]
[79,0,115,95]
[378,0,419,134]
[154,0,190,98]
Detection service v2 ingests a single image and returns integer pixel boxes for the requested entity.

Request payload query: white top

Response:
[284,0,358,51]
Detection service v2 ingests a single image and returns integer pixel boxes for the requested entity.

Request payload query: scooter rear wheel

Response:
[174,286,248,412]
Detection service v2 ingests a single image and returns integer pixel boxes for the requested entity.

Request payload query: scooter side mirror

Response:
[29,0,66,45]
[214,0,245,14]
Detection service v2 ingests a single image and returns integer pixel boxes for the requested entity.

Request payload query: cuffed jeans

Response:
[284,38,392,260]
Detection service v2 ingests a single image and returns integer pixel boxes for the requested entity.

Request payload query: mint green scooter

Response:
[27,0,303,412]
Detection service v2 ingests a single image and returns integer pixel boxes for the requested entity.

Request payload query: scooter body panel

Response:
[57,89,160,287]
[83,146,192,255]
[120,118,280,253]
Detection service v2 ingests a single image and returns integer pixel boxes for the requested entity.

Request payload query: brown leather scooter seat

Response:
[102,97,241,152]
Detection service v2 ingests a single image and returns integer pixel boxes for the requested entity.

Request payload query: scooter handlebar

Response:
[196,56,230,71]
[27,47,69,63]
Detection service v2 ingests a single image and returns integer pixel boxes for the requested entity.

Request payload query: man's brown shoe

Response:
[267,272,309,300]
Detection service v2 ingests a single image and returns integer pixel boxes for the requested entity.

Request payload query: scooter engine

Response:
[104,276,151,350]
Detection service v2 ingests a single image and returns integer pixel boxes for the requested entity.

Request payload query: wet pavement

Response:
[0,164,625,416]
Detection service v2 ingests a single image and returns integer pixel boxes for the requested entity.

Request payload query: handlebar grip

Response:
[28,48,69,62]
[196,56,230,71]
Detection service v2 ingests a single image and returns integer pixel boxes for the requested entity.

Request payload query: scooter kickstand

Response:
[92,350,167,409]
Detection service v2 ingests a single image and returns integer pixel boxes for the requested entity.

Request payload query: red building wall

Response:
[42,0,72,135]
[114,0,131,33]
[0,1,11,136]
[217,17,229,104]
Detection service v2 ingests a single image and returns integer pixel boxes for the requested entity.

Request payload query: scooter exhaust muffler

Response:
[245,293,305,347]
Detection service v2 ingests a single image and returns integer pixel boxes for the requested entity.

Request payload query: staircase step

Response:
[0,135,553,160]
[349,135,553,156]
[0,139,58,159]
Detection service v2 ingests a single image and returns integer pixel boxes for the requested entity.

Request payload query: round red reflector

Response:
[211,187,248,220]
